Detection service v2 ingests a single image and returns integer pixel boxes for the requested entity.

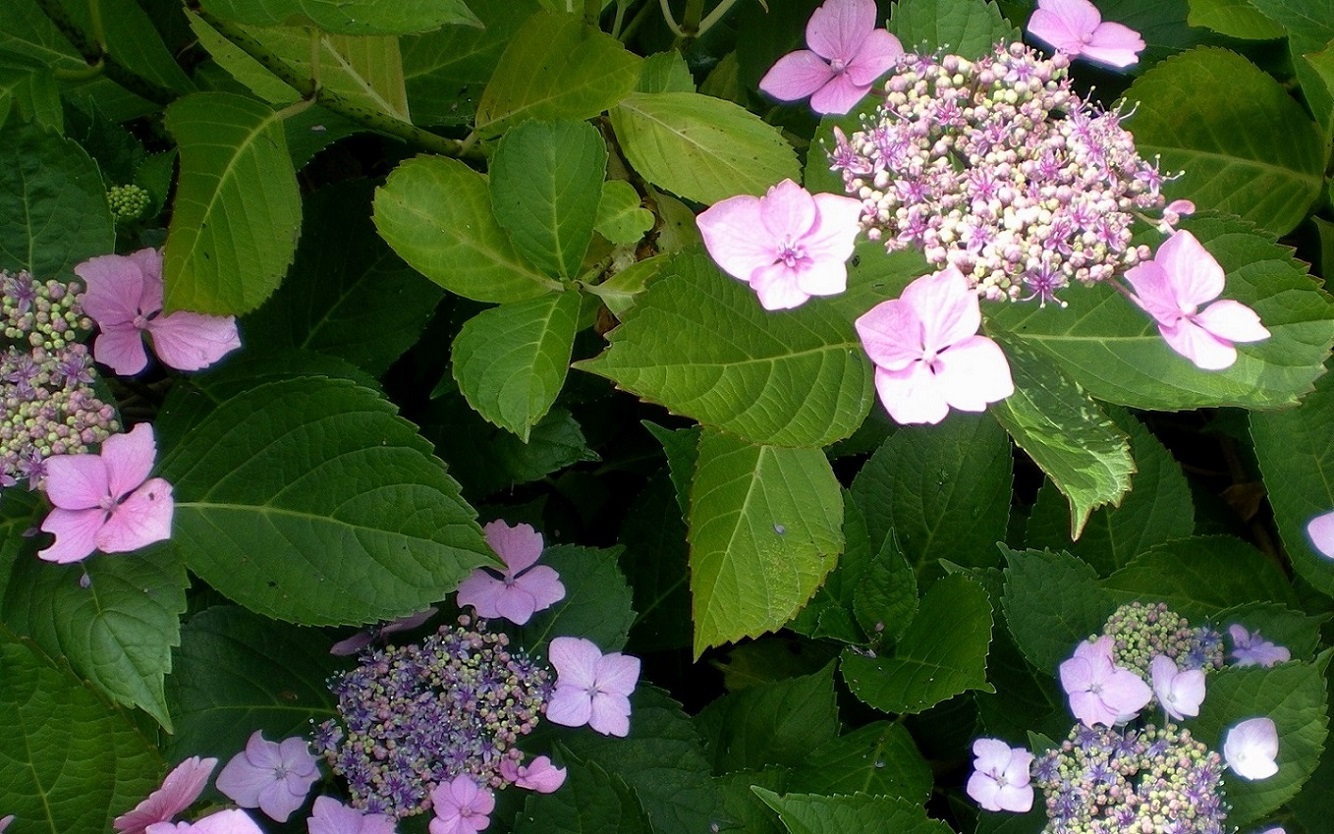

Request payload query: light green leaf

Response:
[163,92,302,315]
[157,376,492,625]
[577,252,874,447]
[887,0,1019,59]
[990,338,1134,539]
[688,430,843,656]
[476,10,640,138]
[186,10,298,103]
[754,789,954,834]
[451,291,580,440]
[638,51,695,93]
[695,664,840,774]
[197,0,480,34]
[516,545,636,655]
[1186,0,1286,38]
[490,119,607,278]
[841,573,994,715]
[374,155,560,303]
[609,91,799,205]
[1124,47,1324,235]
[790,722,932,802]
[596,180,654,245]
[1000,547,1113,673]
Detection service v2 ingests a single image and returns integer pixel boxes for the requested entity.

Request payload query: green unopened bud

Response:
[108,184,152,223]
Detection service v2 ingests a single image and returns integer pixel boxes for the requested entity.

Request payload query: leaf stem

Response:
[658,0,686,36]
[32,0,176,105]
[682,0,704,32]
[584,0,603,27]
[696,0,747,37]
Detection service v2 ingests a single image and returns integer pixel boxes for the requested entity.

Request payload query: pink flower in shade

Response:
[966,738,1034,813]
[696,179,863,311]
[1228,624,1290,668]
[759,0,904,114]
[330,607,438,656]
[1027,0,1145,68]
[455,521,564,626]
[1224,717,1280,780]
[429,776,494,834]
[1124,230,1270,371]
[545,636,641,737]
[1149,655,1205,721]
[1058,635,1153,727]
[114,757,218,834]
[499,756,567,794]
[216,731,320,823]
[1156,199,1195,234]
[1308,510,1334,559]
[38,423,174,564]
[146,810,265,834]
[854,266,1014,425]
[76,247,241,376]
[306,796,396,834]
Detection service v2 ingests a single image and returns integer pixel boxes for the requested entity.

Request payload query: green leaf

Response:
[1248,0,1334,138]
[1000,547,1113,673]
[0,119,112,278]
[163,92,302,315]
[0,490,41,603]
[1186,0,1286,38]
[2,543,187,730]
[754,789,954,834]
[886,0,1019,60]
[790,721,933,802]
[850,414,1012,575]
[1098,0,1209,70]
[990,338,1134,539]
[688,430,843,656]
[1025,407,1194,575]
[0,57,62,132]
[1252,358,1334,598]
[490,119,606,278]
[58,0,194,94]
[619,475,692,652]
[596,180,654,245]
[512,758,652,834]
[609,91,799,205]
[638,51,695,93]
[577,252,874,447]
[157,376,492,625]
[1124,47,1324,235]
[853,533,919,643]
[715,769,788,834]
[986,216,1334,410]
[166,605,340,762]
[0,631,162,834]
[476,10,640,138]
[841,574,994,715]
[790,495,872,644]
[695,663,840,774]
[244,181,445,376]
[1102,536,1301,618]
[374,155,560,303]
[198,0,480,34]
[516,545,636,654]
[591,255,664,318]
[643,421,700,515]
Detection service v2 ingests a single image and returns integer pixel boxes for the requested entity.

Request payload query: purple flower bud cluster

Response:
[1033,722,1227,834]
[1101,602,1224,678]
[828,42,1170,304]
[314,617,552,820]
[2,270,118,490]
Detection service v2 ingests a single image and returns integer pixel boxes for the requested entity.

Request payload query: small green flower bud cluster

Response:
[1100,602,1224,678]
[107,184,152,223]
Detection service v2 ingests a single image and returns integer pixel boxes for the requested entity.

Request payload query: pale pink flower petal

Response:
[76,251,153,326]
[1028,0,1143,68]
[101,423,159,500]
[516,565,566,612]
[42,454,109,510]
[930,337,1015,412]
[548,636,602,690]
[216,731,320,823]
[805,0,875,60]
[457,521,563,626]
[759,51,836,104]
[845,30,904,86]
[588,693,632,737]
[873,364,951,425]
[429,776,493,834]
[483,520,543,573]
[751,266,817,311]
[1225,717,1279,780]
[1079,22,1147,68]
[1308,510,1334,559]
[307,796,396,834]
[1160,320,1237,371]
[1193,300,1270,343]
[37,507,105,563]
[594,652,642,698]
[492,584,539,626]
[329,632,375,656]
[966,738,1034,813]
[544,685,595,728]
[1150,655,1205,721]
[331,607,440,656]
[1156,229,1225,306]
[1227,624,1290,668]
[115,757,218,834]
[147,809,265,834]
[810,73,875,116]
[455,573,510,620]
[148,312,242,372]
[0,817,11,833]
[695,195,775,280]
[94,323,153,376]
[547,637,640,737]
[1059,637,1152,726]
[500,756,567,794]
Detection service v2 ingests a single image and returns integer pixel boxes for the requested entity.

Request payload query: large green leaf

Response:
[789,495,873,644]
[0,631,162,834]
[1124,47,1324,235]
[451,291,581,440]
[609,91,799,205]
[515,545,636,655]
[991,338,1134,539]
[0,119,112,279]
[197,0,480,34]
[1248,0,1334,138]
[163,92,302,315]
[619,475,692,652]
[56,0,194,94]
[790,721,932,802]
[886,0,1018,60]
[1000,547,1113,674]
[688,430,843,656]
[987,216,1334,410]
[577,252,874,447]
[754,789,954,834]
[695,664,840,774]
[2,543,187,730]
[841,573,994,715]
[475,10,640,138]
[1186,0,1286,38]
[157,376,492,625]
[512,758,651,834]
[374,155,560,303]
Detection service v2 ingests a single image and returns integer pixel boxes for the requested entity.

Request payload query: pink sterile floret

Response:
[1224,717,1280,781]
[545,636,641,738]
[1124,230,1270,370]
[854,266,1014,425]
[966,738,1034,813]
[38,422,174,564]
[114,756,218,834]
[216,731,321,823]
[1027,0,1145,68]
[306,796,396,834]
[1149,654,1205,721]
[146,810,264,834]
[1058,635,1152,727]
[499,755,567,794]
[429,775,494,834]
[1228,624,1290,668]
[456,520,564,626]
[1307,510,1334,559]
[76,247,241,376]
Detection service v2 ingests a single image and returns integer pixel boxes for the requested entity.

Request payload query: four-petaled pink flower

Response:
[966,738,1034,813]
[330,607,438,656]
[1027,0,1145,68]
[115,756,218,834]
[697,179,863,311]
[499,755,567,794]
[854,266,1014,424]
[307,796,396,834]
[216,731,321,823]
[429,775,493,834]
[1228,624,1290,668]
[38,423,174,564]
[760,0,903,114]
[1149,655,1205,721]
[1058,635,1153,727]
[76,247,241,376]
[1307,510,1334,559]
[1224,717,1280,780]
[546,636,641,737]
[1124,230,1270,370]
[146,809,265,834]
[456,521,564,626]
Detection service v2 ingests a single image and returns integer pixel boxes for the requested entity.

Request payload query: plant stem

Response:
[32,0,176,105]
[657,0,686,36]
[697,0,747,37]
